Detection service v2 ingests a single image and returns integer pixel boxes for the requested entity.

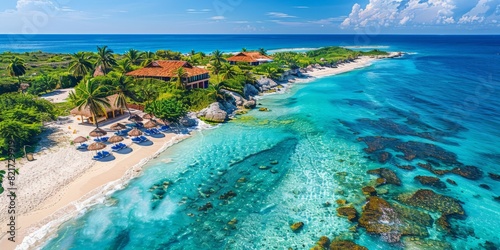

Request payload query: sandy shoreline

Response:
[0,53,398,250]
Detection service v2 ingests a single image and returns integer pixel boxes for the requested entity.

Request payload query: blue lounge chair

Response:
[158,125,170,132]
[77,143,88,150]
[132,137,142,143]
[139,135,148,142]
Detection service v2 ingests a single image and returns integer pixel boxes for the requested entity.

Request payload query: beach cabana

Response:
[144,120,158,129]
[89,128,107,137]
[143,114,153,120]
[110,123,127,131]
[70,94,124,125]
[108,135,124,143]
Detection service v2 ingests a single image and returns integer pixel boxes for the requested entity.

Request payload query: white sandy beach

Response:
[0,54,398,250]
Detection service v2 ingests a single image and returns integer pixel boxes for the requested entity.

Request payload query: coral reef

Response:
[414,176,447,189]
[396,189,464,216]
[367,168,401,186]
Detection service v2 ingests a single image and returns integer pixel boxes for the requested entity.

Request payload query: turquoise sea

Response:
[23,35,499,249]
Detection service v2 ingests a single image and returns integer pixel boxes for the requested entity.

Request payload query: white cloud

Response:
[210,16,225,20]
[341,0,499,29]
[187,8,212,14]
[294,6,309,9]
[267,12,296,18]
[458,0,498,24]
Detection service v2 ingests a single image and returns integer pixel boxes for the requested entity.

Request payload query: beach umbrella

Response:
[143,114,153,119]
[89,128,107,137]
[108,135,124,143]
[129,114,143,122]
[72,136,88,144]
[87,142,106,151]
[144,120,158,129]
[110,123,127,131]
[128,128,142,137]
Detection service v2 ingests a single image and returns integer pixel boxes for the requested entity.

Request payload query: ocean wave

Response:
[267,47,321,54]
[342,45,390,49]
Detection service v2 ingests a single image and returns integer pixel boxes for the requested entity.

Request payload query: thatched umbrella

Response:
[87,142,106,151]
[89,128,107,137]
[128,128,142,137]
[108,135,124,143]
[73,136,88,144]
[129,114,143,122]
[110,123,127,131]
[143,114,153,119]
[144,120,158,129]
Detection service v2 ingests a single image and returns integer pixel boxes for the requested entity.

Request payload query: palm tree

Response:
[71,80,110,128]
[125,49,142,65]
[259,48,267,56]
[172,67,187,89]
[69,52,93,78]
[264,67,281,79]
[95,45,117,75]
[206,82,228,101]
[141,51,157,67]
[210,50,225,66]
[115,59,132,74]
[190,49,196,57]
[7,57,26,85]
[220,64,238,80]
[241,48,247,52]
[111,75,133,117]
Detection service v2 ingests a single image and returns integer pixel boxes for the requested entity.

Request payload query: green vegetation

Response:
[0,93,57,154]
[145,99,187,124]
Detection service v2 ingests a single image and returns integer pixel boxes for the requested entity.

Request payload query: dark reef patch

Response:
[414,176,447,189]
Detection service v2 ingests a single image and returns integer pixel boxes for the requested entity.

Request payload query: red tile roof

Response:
[227,52,273,63]
[126,60,209,78]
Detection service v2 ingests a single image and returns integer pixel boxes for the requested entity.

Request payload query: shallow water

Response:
[41,36,499,249]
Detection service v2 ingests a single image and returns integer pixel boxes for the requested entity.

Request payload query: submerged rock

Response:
[329,240,367,250]
[377,151,392,164]
[219,190,237,200]
[258,107,269,112]
[290,222,304,232]
[446,179,457,186]
[414,176,447,189]
[358,196,429,243]
[367,168,401,186]
[198,202,213,211]
[436,215,451,233]
[488,172,500,181]
[479,184,491,190]
[337,205,358,222]
[451,165,483,180]
[310,236,330,250]
[396,165,416,171]
[361,186,377,196]
[396,189,464,216]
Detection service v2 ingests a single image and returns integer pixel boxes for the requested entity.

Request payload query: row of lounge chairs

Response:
[144,128,160,136]
[111,143,127,152]
[131,136,148,143]
[92,151,111,160]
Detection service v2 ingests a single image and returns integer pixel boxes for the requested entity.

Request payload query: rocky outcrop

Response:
[256,77,279,92]
[180,114,198,127]
[244,84,259,98]
[488,172,500,181]
[222,89,245,106]
[198,102,228,123]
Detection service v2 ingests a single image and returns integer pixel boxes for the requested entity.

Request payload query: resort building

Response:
[70,94,124,125]
[227,52,273,66]
[126,60,210,89]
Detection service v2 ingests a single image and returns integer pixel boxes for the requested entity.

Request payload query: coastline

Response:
[0,54,397,250]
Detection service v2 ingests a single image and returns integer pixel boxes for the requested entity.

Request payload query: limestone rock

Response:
[337,205,358,222]
[361,186,377,196]
[200,102,227,123]
[290,222,304,232]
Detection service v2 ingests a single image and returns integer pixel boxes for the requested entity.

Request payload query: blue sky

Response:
[0,0,498,34]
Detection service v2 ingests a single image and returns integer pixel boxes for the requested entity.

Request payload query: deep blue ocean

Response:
[11,35,498,249]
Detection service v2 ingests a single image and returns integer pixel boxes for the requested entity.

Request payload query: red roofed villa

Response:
[126,60,210,89]
[227,52,273,66]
